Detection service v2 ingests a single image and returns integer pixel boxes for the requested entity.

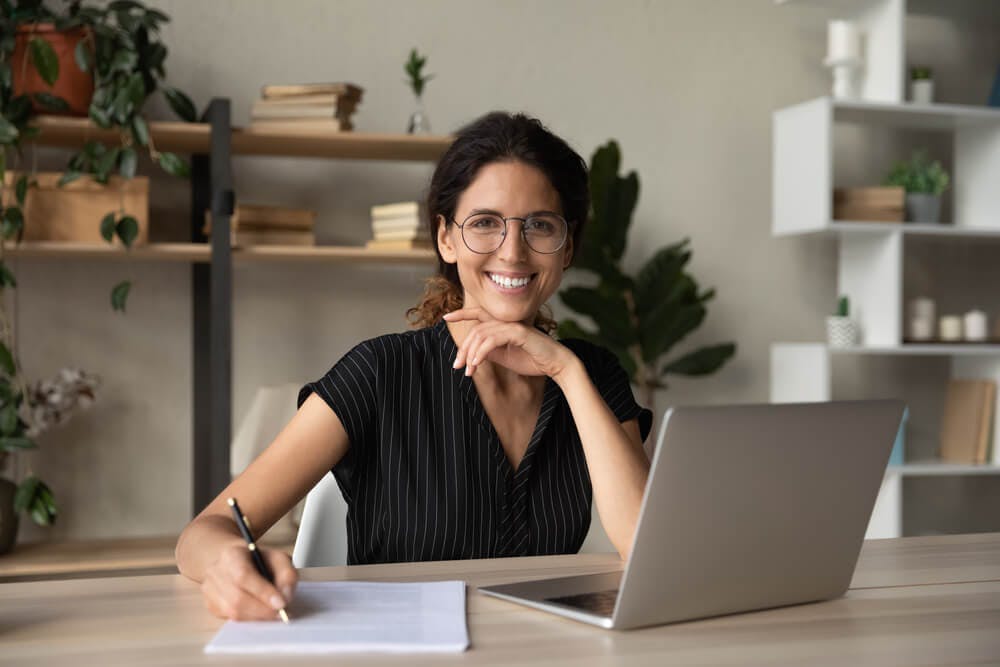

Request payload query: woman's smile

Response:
[485,270,538,294]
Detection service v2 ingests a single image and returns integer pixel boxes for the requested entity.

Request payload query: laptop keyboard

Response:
[546,589,619,616]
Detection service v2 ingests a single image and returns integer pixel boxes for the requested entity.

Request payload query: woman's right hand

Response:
[199,543,299,621]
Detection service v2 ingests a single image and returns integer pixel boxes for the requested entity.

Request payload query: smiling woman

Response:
[175,112,653,623]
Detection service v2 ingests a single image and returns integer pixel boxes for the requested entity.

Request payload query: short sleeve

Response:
[298,340,379,450]
[564,340,654,443]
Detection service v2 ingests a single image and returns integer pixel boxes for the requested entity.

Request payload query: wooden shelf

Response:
[2,241,436,264]
[0,535,293,583]
[28,115,453,161]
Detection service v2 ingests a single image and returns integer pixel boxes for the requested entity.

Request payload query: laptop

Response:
[478,399,905,630]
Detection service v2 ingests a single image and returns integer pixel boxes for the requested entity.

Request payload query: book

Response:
[231,229,315,247]
[247,119,354,133]
[203,205,316,234]
[261,82,363,100]
[204,581,468,654]
[371,217,425,233]
[833,187,905,222]
[371,201,425,220]
[372,228,431,242]
[251,101,358,120]
[365,239,433,251]
[253,94,359,107]
[939,379,996,464]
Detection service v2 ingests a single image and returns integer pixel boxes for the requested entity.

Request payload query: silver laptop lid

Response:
[612,399,904,629]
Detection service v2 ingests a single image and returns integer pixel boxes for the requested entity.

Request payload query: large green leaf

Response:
[14,476,39,511]
[163,87,196,122]
[131,116,149,147]
[639,301,706,363]
[633,239,691,318]
[558,285,636,348]
[119,147,137,179]
[95,147,120,184]
[74,38,92,73]
[2,206,24,239]
[28,37,59,86]
[14,174,28,206]
[587,141,639,264]
[660,343,737,377]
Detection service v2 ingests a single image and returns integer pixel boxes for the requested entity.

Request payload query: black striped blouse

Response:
[298,319,652,565]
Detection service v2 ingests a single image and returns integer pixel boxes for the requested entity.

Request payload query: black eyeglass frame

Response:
[449,212,572,255]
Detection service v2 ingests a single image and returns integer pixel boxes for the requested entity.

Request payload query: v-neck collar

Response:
[434,319,560,477]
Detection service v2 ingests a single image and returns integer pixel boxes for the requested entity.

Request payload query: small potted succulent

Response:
[909,66,934,104]
[826,295,859,348]
[884,150,950,224]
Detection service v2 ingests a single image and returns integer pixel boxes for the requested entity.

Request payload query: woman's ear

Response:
[437,215,458,264]
[562,234,574,270]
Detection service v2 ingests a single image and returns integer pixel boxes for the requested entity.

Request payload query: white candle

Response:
[939,315,963,341]
[827,20,861,62]
[964,310,987,341]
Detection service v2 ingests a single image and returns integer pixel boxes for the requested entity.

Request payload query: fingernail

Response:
[453,358,460,368]
[465,366,472,376]
[270,594,285,610]
[281,586,293,601]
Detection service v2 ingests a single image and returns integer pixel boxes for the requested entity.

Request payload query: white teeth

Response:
[489,273,531,288]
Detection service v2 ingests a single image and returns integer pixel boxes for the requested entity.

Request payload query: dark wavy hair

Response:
[407,112,589,331]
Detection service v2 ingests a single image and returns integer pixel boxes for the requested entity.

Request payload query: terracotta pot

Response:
[11,23,94,117]
[0,477,18,556]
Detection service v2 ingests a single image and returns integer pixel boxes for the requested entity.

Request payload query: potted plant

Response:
[0,358,100,554]
[1,0,197,311]
[557,140,736,412]
[883,150,949,224]
[404,48,432,134]
[826,295,859,348]
[909,66,934,104]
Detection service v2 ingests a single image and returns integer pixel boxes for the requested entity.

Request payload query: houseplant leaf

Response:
[559,285,636,348]
[633,239,691,319]
[557,319,637,379]
[32,92,70,112]
[2,206,24,240]
[119,146,137,179]
[116,216,139,248]
[0,262,16,288]
[28,37,59,86]
[0,341,15,375]
[163,87,197,122]
[1,436,37,452]
[660,343,737,377]
[100,212,117,242]
[157,152,189,178]
[0,403,18,435]
[14,174,28,206]
[111,280,131,312]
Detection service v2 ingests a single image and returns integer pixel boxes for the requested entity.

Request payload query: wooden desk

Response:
[2,534,998,665]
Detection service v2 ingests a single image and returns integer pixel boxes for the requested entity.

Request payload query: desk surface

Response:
[2,533,998,666]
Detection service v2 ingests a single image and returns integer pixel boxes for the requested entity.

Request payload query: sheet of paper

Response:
[204,580,469,654]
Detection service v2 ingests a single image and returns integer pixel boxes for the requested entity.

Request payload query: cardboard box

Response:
[3,171,149,244]
[833,187,904,223]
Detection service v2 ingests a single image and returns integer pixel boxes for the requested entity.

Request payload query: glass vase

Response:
[407,95,431,134]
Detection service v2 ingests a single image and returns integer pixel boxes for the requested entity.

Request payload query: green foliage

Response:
[910,66,932,81]
[1,1,198,313]
[404,48,433,98]
[558,141,736,404]
[836,295,849,317]
[14,475,56,526]
[884,150,949,195]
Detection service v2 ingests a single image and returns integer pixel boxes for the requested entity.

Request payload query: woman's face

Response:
[437,160,573,325]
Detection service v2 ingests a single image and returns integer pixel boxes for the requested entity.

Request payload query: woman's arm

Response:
[174,393,350,618]
[552,358,649,560]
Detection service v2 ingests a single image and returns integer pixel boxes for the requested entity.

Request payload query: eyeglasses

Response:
[451,212,570,255]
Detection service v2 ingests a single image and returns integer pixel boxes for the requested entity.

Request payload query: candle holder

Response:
[824,20,864,100]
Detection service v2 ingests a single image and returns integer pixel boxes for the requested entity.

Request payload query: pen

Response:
[227,497,290,624]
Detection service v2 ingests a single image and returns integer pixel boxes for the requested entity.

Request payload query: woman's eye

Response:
[526,218,555,234]
[471,217,502,230]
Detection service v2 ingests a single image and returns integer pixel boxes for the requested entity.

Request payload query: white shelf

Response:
[830,344,1000,356]
[834,99,1000,130]
[888,461,1000,477]
[776,221,1000,239]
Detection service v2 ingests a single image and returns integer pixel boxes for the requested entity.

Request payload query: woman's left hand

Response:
[443,308,577,380]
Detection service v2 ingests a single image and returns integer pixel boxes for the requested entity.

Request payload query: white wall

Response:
[13,0,1000,541]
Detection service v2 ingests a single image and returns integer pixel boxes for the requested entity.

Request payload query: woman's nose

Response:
[496,220,529,261]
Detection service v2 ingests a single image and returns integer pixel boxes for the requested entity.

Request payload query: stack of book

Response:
[203,204,316,246]
[367,201,432,251]
[250,82,363,132]
[939,379,997,464]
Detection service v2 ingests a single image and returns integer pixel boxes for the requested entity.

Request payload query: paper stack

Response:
[250,82,363,132]
[204,204,316,246]
[368,201,432,251]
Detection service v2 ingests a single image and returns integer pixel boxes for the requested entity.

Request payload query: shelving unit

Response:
[21,105,452,511]
[773,1,1000,539]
